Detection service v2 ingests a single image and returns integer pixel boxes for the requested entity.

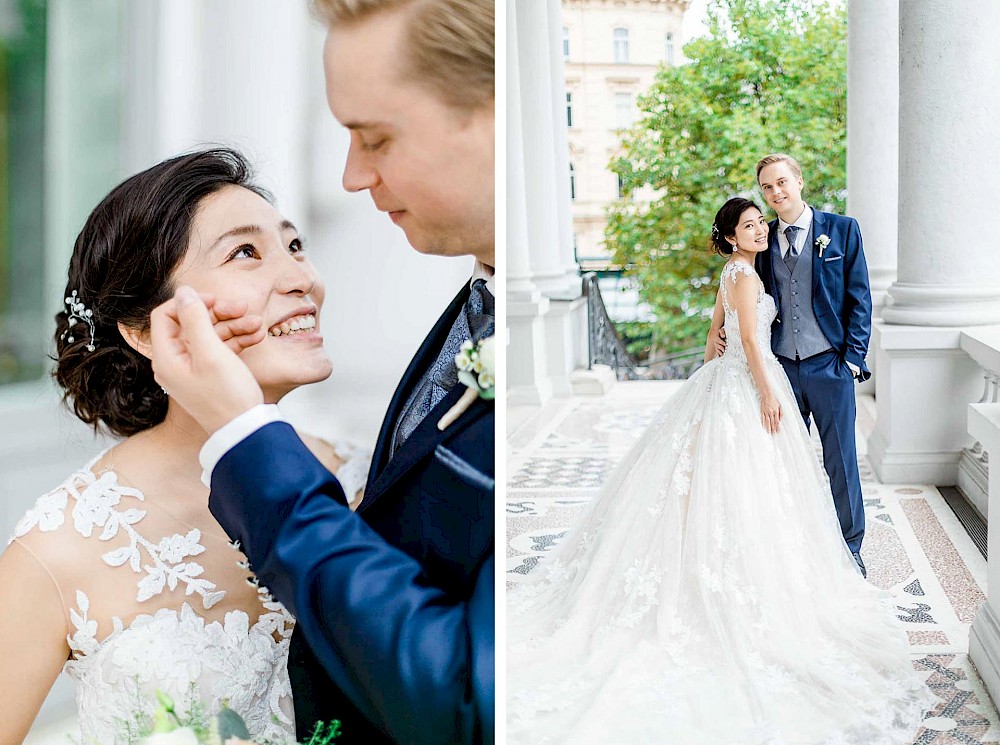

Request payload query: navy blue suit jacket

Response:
[208,285,495,745]
[755,209,873,380]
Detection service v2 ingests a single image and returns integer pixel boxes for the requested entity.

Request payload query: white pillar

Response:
[883,0,1000,327]
[508,0,553,406]
[870,0,1000,485]
[515,0,579,300]
[846,0,897,319]
[546,0,583,297]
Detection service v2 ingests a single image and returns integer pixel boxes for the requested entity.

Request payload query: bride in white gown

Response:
[507,198,934,744]
[0,149,369,744]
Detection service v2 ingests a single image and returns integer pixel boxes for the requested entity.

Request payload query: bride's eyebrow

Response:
[209,225,263,253]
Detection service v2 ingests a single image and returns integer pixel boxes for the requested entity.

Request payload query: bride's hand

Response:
[761,395,781,434]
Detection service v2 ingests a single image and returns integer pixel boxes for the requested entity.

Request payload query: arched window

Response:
[613,28,629,64]
[569,163,576,200]
[566,92,573,128]
[666,32,675,65]
[563,26,570,59]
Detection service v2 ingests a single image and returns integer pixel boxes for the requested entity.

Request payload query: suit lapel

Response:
[366,285,471,493]
[360,384,490,513]
[810,209,823,298]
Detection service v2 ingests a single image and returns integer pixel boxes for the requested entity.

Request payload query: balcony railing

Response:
[583,272,705,381]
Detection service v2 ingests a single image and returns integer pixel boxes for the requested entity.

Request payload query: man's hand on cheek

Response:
[199,293,266,354]
[150,286,265,435]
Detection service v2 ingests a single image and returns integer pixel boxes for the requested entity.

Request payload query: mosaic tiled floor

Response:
[507,383,1000,744]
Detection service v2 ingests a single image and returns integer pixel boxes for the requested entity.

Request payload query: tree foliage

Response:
[606,0,846,353]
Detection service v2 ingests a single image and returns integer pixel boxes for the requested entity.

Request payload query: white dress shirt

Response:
[776,204,813,259]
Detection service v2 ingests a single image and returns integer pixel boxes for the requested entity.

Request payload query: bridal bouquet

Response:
[127,691,340,745]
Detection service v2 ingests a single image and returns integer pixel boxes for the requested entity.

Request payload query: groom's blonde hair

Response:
[311,0,494,110]
[756,153,803,182]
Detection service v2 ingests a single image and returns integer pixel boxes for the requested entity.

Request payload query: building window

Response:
[666,32,675,65]
[566,92,573,128]
[617,173,626,199]
[569,163,576,200]
[614,92,634,129]
[613,28,629,63]
[562,26,570,59]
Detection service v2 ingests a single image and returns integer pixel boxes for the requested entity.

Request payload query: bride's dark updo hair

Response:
[54,148,271,438]
[710,197,762,256]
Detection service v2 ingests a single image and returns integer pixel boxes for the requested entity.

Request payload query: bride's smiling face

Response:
[729,207,769,255]
[171,185,333,402]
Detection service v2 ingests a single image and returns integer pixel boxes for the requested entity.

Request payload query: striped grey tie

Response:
[783,225,801,273]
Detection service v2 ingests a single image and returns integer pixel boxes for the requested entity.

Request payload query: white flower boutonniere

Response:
[816,234,831,258]
[438,335,495,431]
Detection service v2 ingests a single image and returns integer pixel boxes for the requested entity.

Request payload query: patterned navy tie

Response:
[783,225,801,273]
[392,278,495,452]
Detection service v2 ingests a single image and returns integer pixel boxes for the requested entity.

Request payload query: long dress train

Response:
[507,260,933,744]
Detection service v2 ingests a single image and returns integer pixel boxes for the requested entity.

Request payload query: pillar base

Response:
[508,294,553,406]
[883,283,1000,327]
[971,601,1000,712]
[544,296,588,397]
[571,364,617,396]
[869,322,983,485]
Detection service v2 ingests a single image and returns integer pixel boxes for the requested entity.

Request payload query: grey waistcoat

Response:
[771,221,833,361]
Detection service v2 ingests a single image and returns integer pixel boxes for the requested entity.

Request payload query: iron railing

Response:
[583,272,705,381]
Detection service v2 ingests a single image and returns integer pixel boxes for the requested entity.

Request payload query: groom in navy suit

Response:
[755,153,872,575]
[150,2,494,744]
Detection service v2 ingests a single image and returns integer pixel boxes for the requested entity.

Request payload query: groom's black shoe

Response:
[852,552,867,578]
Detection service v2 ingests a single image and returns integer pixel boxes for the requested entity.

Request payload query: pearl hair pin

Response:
[61,290,96,352]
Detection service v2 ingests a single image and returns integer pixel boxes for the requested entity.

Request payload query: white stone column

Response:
[883,0,1000,327]
[546,0,583,296]
[846,0,897,320]
[508,0,553,406]
[870,0,1000,486]
[515,0,579,300]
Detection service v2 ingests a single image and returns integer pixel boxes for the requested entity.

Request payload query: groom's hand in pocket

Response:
[150,285,264,435]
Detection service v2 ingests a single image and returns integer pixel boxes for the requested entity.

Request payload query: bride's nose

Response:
[275,255,316,296]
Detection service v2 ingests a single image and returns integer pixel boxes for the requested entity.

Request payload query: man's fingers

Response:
[149,300,187,369]
[174,285,228,350]
[218,315,265,340]
[211,297,251,322]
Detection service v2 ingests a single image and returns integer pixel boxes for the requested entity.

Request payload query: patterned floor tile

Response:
[507,383,1000,743]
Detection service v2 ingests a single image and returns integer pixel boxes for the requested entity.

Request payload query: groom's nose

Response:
[343,142,380,193]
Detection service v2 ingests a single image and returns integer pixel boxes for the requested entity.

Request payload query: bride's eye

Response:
[226,244,258,262]
[289,237,305,254]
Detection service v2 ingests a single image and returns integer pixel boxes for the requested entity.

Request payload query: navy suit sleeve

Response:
[208,422,494,745]
[841,218,873,379]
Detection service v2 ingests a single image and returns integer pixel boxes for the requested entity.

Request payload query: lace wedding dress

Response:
[10,442,370,744]
[507,261,934,744]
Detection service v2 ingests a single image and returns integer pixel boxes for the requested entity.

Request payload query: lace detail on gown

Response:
[11,455,296,744]
[507,261,934,744]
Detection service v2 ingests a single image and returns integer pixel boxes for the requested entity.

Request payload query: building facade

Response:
[562,0,688,269]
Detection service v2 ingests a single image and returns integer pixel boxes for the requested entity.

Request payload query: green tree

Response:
[606,0,846,354]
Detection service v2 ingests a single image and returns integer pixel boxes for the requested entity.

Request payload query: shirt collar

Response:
[471,260,495,297]
[777,203,813,233]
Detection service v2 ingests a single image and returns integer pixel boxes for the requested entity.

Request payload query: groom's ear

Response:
[117,321,153,361]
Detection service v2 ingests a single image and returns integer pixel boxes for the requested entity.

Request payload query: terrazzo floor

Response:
[507,382,1000,744]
